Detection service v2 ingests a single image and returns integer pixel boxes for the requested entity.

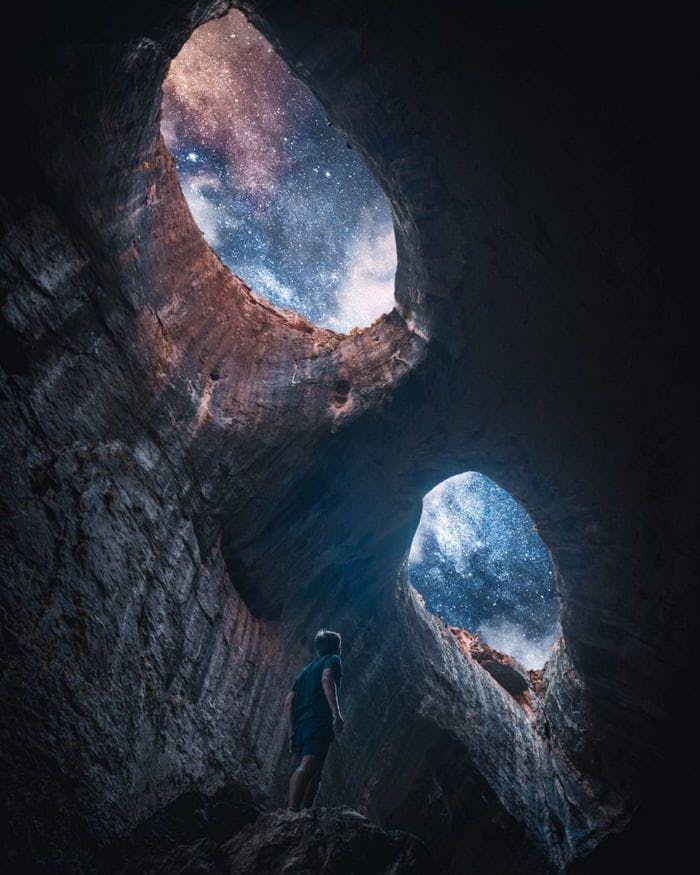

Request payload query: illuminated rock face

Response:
[0,1,695,873]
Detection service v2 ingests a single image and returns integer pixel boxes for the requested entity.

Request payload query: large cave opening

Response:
[409,472,561,669]
[161,8,397,333]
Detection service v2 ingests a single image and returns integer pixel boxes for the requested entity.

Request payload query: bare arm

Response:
[321,667,344,736]
[283,691,295,747]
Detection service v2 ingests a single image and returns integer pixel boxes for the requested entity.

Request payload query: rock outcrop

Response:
[0,0,696,872]
[110,796,430,875]
[106,782,263,872]
[448,626,532,699]
[222,808,430,875]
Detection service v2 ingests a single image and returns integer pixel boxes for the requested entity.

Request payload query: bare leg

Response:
[288,755,320,811]
[302,768,322,808]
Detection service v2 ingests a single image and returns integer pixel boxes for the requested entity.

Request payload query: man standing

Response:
[284,629,344,811]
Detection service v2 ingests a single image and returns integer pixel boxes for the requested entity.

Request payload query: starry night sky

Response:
[409,473,561,669]
[161,9,396,333]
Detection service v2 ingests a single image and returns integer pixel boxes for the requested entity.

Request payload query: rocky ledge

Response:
[112,797,431,874]
[448,626,533,700]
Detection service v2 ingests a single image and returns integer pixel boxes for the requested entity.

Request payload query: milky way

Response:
[161,9,396,332]
[409,473,561,669]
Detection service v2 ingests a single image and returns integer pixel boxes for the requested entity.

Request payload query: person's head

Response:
[315,629,341,656]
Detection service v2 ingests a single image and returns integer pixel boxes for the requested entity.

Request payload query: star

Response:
[409,473,561,669]
[161,9,396,333]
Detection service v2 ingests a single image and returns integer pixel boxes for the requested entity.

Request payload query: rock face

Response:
[0,1,696,873]
[109,794,429,875]
[222,808,431,874]
[106,782,263,872]
[448,626,531,698]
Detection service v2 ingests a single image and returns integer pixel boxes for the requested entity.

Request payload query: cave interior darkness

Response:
[0,1,697,873]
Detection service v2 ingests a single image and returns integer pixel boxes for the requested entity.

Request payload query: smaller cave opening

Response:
[409,472,560,670]
[161,8,397,333]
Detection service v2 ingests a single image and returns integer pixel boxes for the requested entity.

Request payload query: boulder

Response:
[221,808,431,875]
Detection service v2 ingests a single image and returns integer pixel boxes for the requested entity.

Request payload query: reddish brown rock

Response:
[448,624,534,700]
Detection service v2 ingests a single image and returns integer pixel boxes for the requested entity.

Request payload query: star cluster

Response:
[409,473,561,669]
[161,9,396,332]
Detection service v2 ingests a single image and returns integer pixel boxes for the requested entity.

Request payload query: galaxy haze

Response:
[409,473,561,669]
[162,9,396,332]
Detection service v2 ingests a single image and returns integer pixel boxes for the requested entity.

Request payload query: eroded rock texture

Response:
[222,808,431,874]
[0,1,696,872]
[112,805,430,875]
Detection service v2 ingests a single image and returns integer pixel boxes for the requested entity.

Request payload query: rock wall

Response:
[1,1,696,872]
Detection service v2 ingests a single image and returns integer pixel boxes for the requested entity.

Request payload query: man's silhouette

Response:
[284,629,344,810]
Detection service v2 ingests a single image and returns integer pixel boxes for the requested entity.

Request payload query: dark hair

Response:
[315,629,341,656]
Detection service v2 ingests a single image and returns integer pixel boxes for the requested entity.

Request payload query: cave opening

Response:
[409,472,561,669]
[161,8,397,333]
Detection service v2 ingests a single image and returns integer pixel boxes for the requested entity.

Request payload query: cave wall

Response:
[1,1,696,872]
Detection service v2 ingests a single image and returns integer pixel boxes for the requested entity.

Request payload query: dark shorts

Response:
[293,728,333,762]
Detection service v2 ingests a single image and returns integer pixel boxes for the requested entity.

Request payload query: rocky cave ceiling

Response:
[163,9,560,674]
[0,1,697,873]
